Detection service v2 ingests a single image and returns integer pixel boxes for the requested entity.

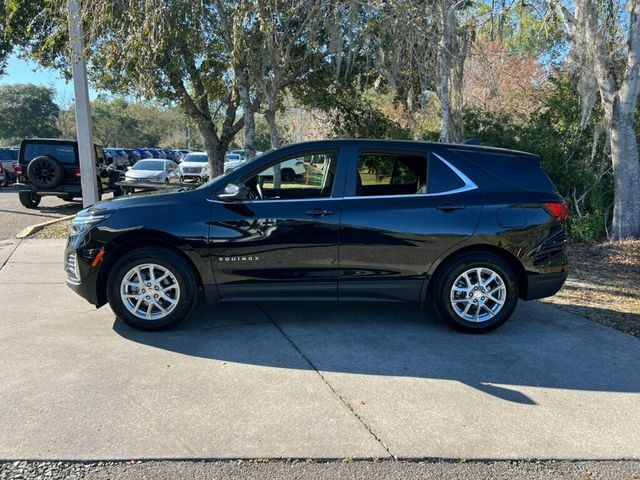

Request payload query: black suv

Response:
[15,139,123,208]
[65,139,568,333]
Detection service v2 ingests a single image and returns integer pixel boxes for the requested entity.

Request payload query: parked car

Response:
[179,152,210,181]
[0,147,18,184]
[0,162,6,186]
[121,149,141,165]
[14,138,123,208]
[136,149,154,159]
[105,148,130,168]
[258,157,305,181]
[223,153,243,174]
[123,159,181,183]
[65,139,568,332]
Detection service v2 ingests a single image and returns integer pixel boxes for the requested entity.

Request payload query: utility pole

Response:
[68,0,99,207]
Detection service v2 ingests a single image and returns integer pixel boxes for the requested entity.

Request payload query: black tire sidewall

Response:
[27,156,64,189]
[18,191,40,208]
[433,253,518,333]
[107,248,198,330]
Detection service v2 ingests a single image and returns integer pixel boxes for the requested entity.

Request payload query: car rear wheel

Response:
[107,247,198,330]
[18,191,41,208]
[431,253,518,333]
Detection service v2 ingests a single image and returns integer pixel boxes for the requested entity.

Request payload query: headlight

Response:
[68,210,112,235]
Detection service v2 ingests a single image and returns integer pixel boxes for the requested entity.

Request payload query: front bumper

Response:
[65,239,105,307]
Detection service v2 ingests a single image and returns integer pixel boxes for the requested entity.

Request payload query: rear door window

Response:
[356,153,426,196]
[23,143,77,164]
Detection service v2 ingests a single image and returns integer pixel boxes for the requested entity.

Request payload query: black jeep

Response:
[14,139,124,208]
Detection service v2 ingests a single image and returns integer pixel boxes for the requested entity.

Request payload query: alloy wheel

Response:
[120,263,181,320]
[449,267,506,323]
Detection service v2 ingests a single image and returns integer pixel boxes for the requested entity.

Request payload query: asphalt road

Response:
[1,459,639,480]
[0,186,82,239]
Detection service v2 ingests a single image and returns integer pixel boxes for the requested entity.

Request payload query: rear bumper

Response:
[15,182,82,195]
[523,272,568,300]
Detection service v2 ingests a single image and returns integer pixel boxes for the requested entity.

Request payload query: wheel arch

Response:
[95,231,205,307]
[424,243,528,301]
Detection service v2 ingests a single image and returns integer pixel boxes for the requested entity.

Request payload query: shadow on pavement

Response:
[113,301,640,405]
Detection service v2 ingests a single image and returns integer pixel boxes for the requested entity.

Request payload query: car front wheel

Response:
[107,247,198,330]
[432,253,518,333]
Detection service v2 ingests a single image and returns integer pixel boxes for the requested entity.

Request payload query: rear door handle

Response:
[436,203,465,212]
[305,208,335,217]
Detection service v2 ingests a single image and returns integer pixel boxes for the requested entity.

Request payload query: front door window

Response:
[246,152,338,200]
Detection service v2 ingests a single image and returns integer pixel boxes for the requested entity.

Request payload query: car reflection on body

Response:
[123,159,181,183]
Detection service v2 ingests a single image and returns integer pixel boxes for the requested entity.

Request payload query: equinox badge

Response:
[218,256,260,262]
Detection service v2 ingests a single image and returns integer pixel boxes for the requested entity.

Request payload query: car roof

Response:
[270,139,538,158]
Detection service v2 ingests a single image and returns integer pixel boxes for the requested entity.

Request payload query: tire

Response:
[107,247,198,330]
[431,253,518,333]
[26,156,64,189]
[18,191,41,209]
[281,168,295,182]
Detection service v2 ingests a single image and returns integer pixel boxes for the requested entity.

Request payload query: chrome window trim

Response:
[207,151,477,204]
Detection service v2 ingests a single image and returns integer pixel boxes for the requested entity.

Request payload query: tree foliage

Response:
[0,83,60,142]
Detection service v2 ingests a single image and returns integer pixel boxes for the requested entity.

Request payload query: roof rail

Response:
[463,138,482,145]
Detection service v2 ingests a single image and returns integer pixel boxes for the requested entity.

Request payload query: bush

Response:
[568,213,608,243]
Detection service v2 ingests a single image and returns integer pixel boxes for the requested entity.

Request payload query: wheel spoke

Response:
[482,272,497,287]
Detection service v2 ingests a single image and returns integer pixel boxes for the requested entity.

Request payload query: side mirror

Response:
[218,182,250,202]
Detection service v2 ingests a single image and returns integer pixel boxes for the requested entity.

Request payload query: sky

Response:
[0,53,100,105]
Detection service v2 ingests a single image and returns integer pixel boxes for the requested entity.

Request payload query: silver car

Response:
[124,159,182,183]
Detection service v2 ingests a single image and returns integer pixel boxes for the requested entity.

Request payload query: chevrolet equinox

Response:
[65,139,568,333]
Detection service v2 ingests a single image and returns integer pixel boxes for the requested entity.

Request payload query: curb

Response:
[16,215,75,239]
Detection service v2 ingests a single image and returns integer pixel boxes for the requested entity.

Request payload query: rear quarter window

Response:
[427,154,466,193]
[454,149,557,193]
[23,143,77,164]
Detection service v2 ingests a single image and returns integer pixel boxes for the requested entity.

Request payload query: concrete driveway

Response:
[1,239,639,461]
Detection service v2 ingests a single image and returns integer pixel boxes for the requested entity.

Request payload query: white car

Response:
[258,158,306,181]
[180,152,210,181]
[223,153,244,174]
[124,159,181,183]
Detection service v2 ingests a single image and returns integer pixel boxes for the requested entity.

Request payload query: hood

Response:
[125,169,164,179]
[86,187,201,216]
[180,162,209,169]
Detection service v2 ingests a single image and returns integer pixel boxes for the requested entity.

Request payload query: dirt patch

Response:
[543,241,640,339]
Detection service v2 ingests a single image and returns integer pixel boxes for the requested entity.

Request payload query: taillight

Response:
[73,168,82,178]
[544,201,569,221]
[14,164,22,175]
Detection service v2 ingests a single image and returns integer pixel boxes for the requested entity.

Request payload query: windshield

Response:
[132,160,165,171]
[184,153,208,163]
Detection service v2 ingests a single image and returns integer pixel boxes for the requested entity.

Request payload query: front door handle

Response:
[436,203,465,212]
[305,208,335,217]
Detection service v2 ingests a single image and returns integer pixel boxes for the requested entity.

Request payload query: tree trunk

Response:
[436,1,456,143]
[198,121,224,177]
[609,107,640,239]
[237,69,257,160]
[264,107,282,187]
